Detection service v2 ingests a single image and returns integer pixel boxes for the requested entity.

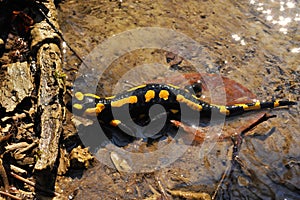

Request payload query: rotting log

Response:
[30,1,61,53]
[30,0,65,195]
[34,43,64,171]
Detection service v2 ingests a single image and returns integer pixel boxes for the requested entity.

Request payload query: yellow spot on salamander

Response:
[170,109,179,114]
[192,94,200,100]
[167,84,180,89]
[235,101,261,111]
[248,101,261,110]
[95,103,105,113]
[234,103,249,110]
[111,96,138,107]
[83,103,105,116]
[110,119,121,126]
[145,90,155,102]
[84,93,101,99]
[129,96,138,103]
[75,92,84,101]
[73,103,83,110]
[159,90,169,100]
[176,94,203,111]
[105,95,116,100]
[218,106,230,115]
[127,84,147,92]
[274,100,280,107]
[84,108,97,116]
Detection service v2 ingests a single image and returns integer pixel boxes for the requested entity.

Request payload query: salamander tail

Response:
[224,100,297,117]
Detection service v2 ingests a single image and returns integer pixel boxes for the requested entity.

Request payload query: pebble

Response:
[237,175,249,187]
[110,151,132,172]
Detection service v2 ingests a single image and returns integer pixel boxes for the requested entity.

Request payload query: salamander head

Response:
[67,92,102,116]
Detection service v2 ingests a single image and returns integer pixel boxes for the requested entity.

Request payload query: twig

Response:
[213,113,276,199]
[0,134,12,143]
[5,142,29,152]
[10,172,60,196]
[212,164,230,200]
[240,113,276,136]
[157,180,169,199]
[232,113,276,157]
[10,172,35,187]
[0,190,22,200]
[135,185,142,199]
[148,184,160,196]
[0,158,9,191]
[16,140,38,154]
[10,165,27,174]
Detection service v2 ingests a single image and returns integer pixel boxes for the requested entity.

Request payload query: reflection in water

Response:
[232,34,246,46]
[249,0,299,34]
[291,47,300,53]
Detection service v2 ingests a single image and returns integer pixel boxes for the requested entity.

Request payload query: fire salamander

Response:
[70,84,296,146]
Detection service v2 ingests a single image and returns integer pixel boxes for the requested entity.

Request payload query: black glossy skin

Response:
[70,83,297,146]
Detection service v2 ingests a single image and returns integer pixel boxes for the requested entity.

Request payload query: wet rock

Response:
[110,151,132,172]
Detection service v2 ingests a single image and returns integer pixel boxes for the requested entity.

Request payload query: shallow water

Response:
[57,0,300,199]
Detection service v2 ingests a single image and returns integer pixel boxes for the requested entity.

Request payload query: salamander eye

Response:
[185,81,202,98]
